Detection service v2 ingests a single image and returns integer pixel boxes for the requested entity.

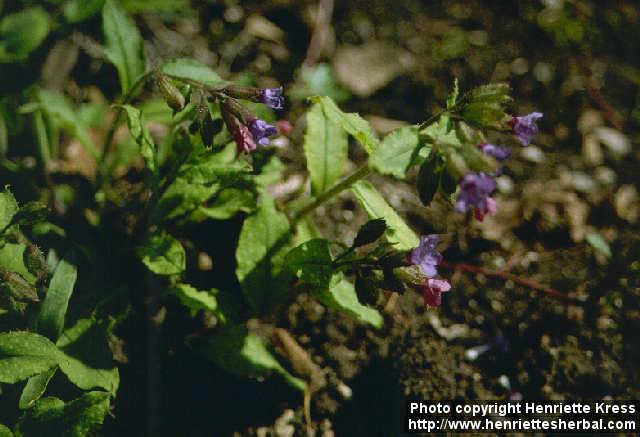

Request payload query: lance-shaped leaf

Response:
[351,180,419,250]
[235,197,291,310]
[309,96,379,154]
[0,188,18,232]
[170,283,218,313]
[313,273,383,328]
[119,104,157,175]
[205,324,306,391]
[19,367,57,409]
[35,259,77,341]
[138,232,186,275]
[304,103,348,195]
[34,89,100,161]
[0,7,50,63]
[15,392,111,437]
[102,0,144,95]
[56,318,120,394]
[370,125,422,179]
[161,58,226,88]
[0,332,59,384]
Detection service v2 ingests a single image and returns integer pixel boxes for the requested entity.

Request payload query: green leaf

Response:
[417,154,443,206]
[370,125,421,179]
[420,113,460,146]
[19,367,57,410]
[586,233,612,259]
[138,232,186,275]
[0,7,50,63]
[161,58,226,88]
[63,0,105,23]
[235,197,291,310]
[119,104,157,175]
[351,180,419,250]
[35,89,99,161]
[15,392,110,437]
[0,424,12,437]
[170,283,218,313]
[462,102,510,130]
[304,103,349,195]
[0,244,36,284]
[468,83,511,104]
[56,318,120,394]
[194,188,255,221]
[309,96,379,154]
[446,78,459,109]
[285,239,333,288]
[11,202,49,227]
[206,324,306,391]
[0,332,59,384]
[102,0,145,95]
[294,218,321,246]
[36,259,77,341]
[0,188,18,232]
[313,274,383,328]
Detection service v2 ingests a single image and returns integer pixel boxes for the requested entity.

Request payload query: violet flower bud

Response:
[222,109,257,153]
[421,278,451,306]
[455,172,497,221]
[248,117,278,146]
[478,143,511,161]
[510,112,543,146]
[409,235,443,277]
[260,86,284,110]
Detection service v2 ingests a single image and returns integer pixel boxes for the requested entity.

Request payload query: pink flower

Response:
[421,278,451,306]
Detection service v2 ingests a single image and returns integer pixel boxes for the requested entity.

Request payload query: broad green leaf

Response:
[313,274,383,328]
[294,218,322,246]
[0,187,18,231]
[0,7,50,63]
[285,239,333,288]
[102,0,144,95]
[351,180,419,250]
[119,104,157,175]
[19,367,57,409]
[468,83,511,104]
[161,58,225,88]
[63,0,104,23]
[370,125,422,179]
[462,102,509,130]
[206,324,306,391]
[420,113,460,146]
[138,232,186,275]
[56,318,119,394]
[0,332,59,384]
[35,89,99,161]
[171,283,218,313]
[309,96,379,154]
[0,424,12,437]
[304,103,348,195]
[15,392,110,437]
[195,188,255,220]
[0,244,36,284]
[236,197,291,310]
[36,259,77,341]
[586,233,612,259]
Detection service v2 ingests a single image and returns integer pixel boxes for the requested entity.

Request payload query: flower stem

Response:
[290,164,371,223]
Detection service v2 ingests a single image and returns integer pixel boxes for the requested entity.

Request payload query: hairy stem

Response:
[290,164,371,223]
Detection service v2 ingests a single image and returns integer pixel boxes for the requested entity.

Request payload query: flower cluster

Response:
[409,235,451,307]
[218,86,284,153]
[456,112,542,221]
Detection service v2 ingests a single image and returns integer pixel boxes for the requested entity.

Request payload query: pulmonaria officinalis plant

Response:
[0,2,545,433]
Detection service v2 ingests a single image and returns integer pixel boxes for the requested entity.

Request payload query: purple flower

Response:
[248,118,278,146]
[455,172,497,221]
[260,87,284,110]
[478,143,511,161]
[421,278,451,306]
[511,112,543,146]
[410,235,443,277]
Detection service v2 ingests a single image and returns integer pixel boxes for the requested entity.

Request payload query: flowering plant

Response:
[0,1,544,434]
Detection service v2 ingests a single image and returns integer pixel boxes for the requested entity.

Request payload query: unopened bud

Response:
[24,244,47,280]
[156,75,185,112]
[0,268,39,302]
[393,265,427,288]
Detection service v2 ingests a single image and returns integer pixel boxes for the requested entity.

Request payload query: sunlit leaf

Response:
[138,232,186,275]
[0,7,50,63]
[36,259,77,341]
[370,125,422,179]
[0,332,59,384]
